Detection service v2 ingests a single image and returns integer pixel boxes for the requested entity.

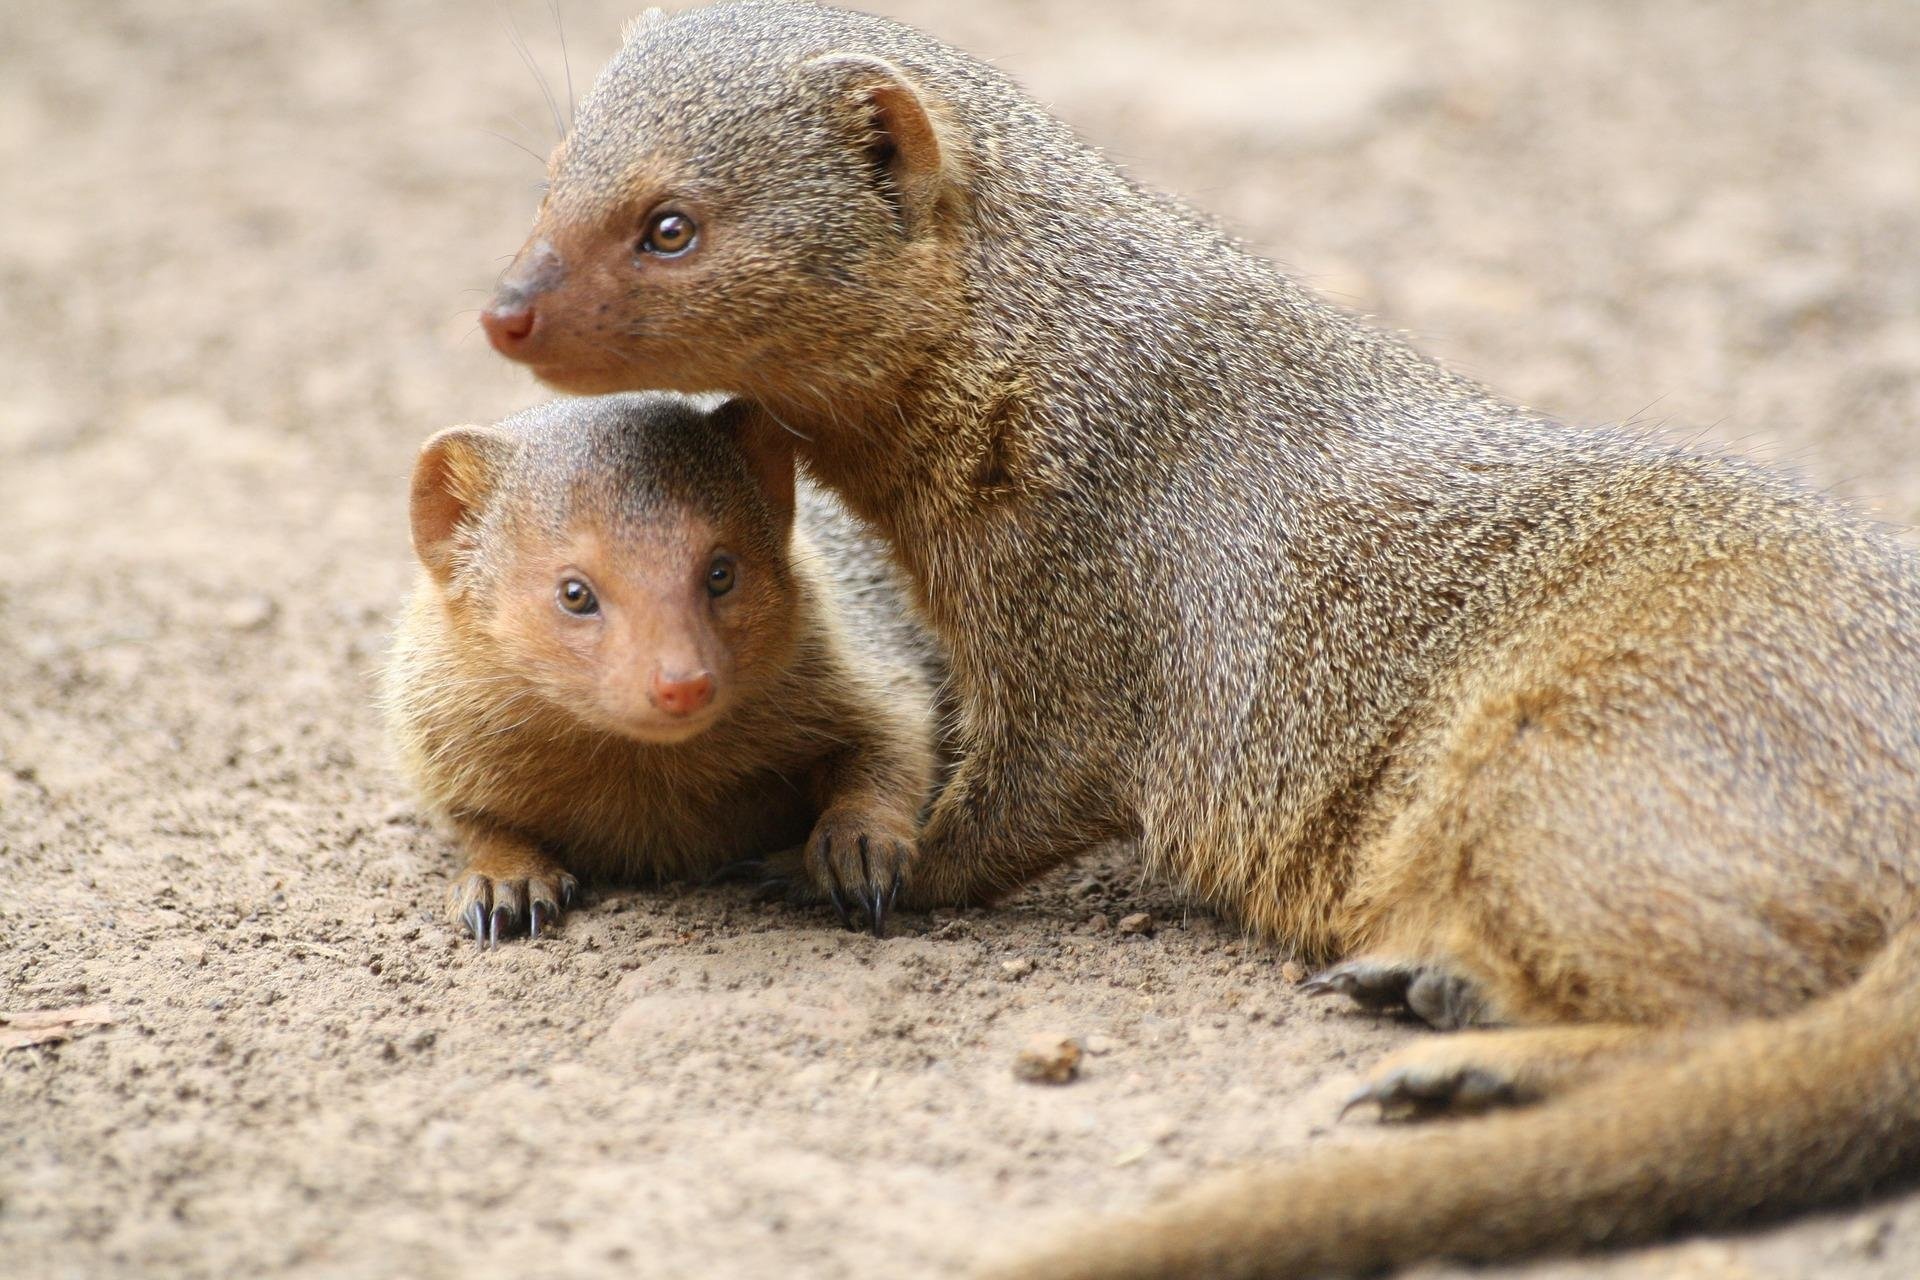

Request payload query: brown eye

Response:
[558,577,599,616]
[639,210,697,257]
[706,556,736,597]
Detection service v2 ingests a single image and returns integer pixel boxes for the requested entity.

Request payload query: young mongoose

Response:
[475,3,1920,1273]
[382,392,938,942]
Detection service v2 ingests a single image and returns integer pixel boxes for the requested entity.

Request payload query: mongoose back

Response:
[383,391,939,941]
[475,3,1920,1274]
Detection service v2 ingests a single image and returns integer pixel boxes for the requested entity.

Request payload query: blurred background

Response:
[4,3,1918,1277]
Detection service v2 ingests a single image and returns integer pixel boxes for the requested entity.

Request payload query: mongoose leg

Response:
[1343,1023,1685,1120]
[443,817,578,947]
[1304,958,1493,1029]
[800,739,927,936]
[903,748,1114,908]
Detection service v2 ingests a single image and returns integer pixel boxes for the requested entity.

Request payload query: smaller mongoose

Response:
[381,392,939,942]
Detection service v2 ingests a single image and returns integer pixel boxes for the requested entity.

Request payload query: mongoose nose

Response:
[481,298,537,350]
[483,239,566,354]
[650,669,715,717]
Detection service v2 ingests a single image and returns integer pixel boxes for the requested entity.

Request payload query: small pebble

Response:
[1013,1034,1083,1084]
[999,957,1035,980]
[1085,913,1111,932]
[1117,912,1154,937]
[1280,961,1308,984]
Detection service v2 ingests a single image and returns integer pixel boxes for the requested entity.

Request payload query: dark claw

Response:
[869,859,900,939]
[463,902,488,946]
[818,835,855,930]
[529,900,553,939]
[559,878,578,909]
[854,836,882,936]
[490,903,516,946]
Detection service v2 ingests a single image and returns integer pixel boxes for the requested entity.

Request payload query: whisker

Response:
[501,3,565,140]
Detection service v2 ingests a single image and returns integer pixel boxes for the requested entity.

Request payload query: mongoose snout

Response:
[480,238,563,353]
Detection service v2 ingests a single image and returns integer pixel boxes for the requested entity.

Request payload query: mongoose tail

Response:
[992,920,1920,1279]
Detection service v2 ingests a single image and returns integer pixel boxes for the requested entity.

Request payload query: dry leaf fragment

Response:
[0,1004,117,1050]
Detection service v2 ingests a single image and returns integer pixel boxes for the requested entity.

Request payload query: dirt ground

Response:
[5,2,1920,1277]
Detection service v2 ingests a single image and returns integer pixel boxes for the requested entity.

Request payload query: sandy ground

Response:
[5,2,1920,1277]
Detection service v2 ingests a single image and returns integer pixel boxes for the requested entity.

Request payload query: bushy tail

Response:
[990,922,1920,1279]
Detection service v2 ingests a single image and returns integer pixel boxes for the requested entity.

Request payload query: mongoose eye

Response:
[638,210,698,257]
[557,577,600,616]
[706,556,737,598]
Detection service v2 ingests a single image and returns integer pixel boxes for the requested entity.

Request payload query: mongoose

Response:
[475,3,1920,1274]
[382,391,939,942]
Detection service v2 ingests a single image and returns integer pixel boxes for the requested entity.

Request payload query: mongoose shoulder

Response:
[382,391,940,941]
[476,4,1920,1274]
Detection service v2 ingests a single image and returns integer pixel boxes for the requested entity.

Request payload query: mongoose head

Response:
[409,393,799,745]
[479,3,967,408]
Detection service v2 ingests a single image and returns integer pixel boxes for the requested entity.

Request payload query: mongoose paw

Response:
[447,869,578,947]
[803,817,910,939]
[1303,959,1419,1011]
[1304,959,1489,1029]
[1340,1052,1533,1122]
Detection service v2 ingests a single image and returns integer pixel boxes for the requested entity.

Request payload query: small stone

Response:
[1280,961,1308,984]
[1117,912,1154,937]
[1013,1034,1083,1084]
[1085,913,1111,932]
[999,957,1035,980]
[1082,1033,1117,1056]
[221,595,278,632]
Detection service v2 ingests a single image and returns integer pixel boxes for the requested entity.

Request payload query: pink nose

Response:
[482,239,565,356]
[480,300,536,351]
[650,670,714,717]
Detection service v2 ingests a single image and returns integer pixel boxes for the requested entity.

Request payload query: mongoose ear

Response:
[805,53,958,237]
[710,399,797,529]
[410,425,515,583]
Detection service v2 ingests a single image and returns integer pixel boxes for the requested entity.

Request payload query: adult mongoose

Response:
[382,391,939,942]
[475,3,1920,1273]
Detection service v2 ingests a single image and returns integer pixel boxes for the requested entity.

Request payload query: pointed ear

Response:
[805,53,959,236]
[710,399,796,529]
[409,425,515,583]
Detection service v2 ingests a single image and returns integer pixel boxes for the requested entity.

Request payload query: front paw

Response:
[780,811,910,937]
[447,866,578,947]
